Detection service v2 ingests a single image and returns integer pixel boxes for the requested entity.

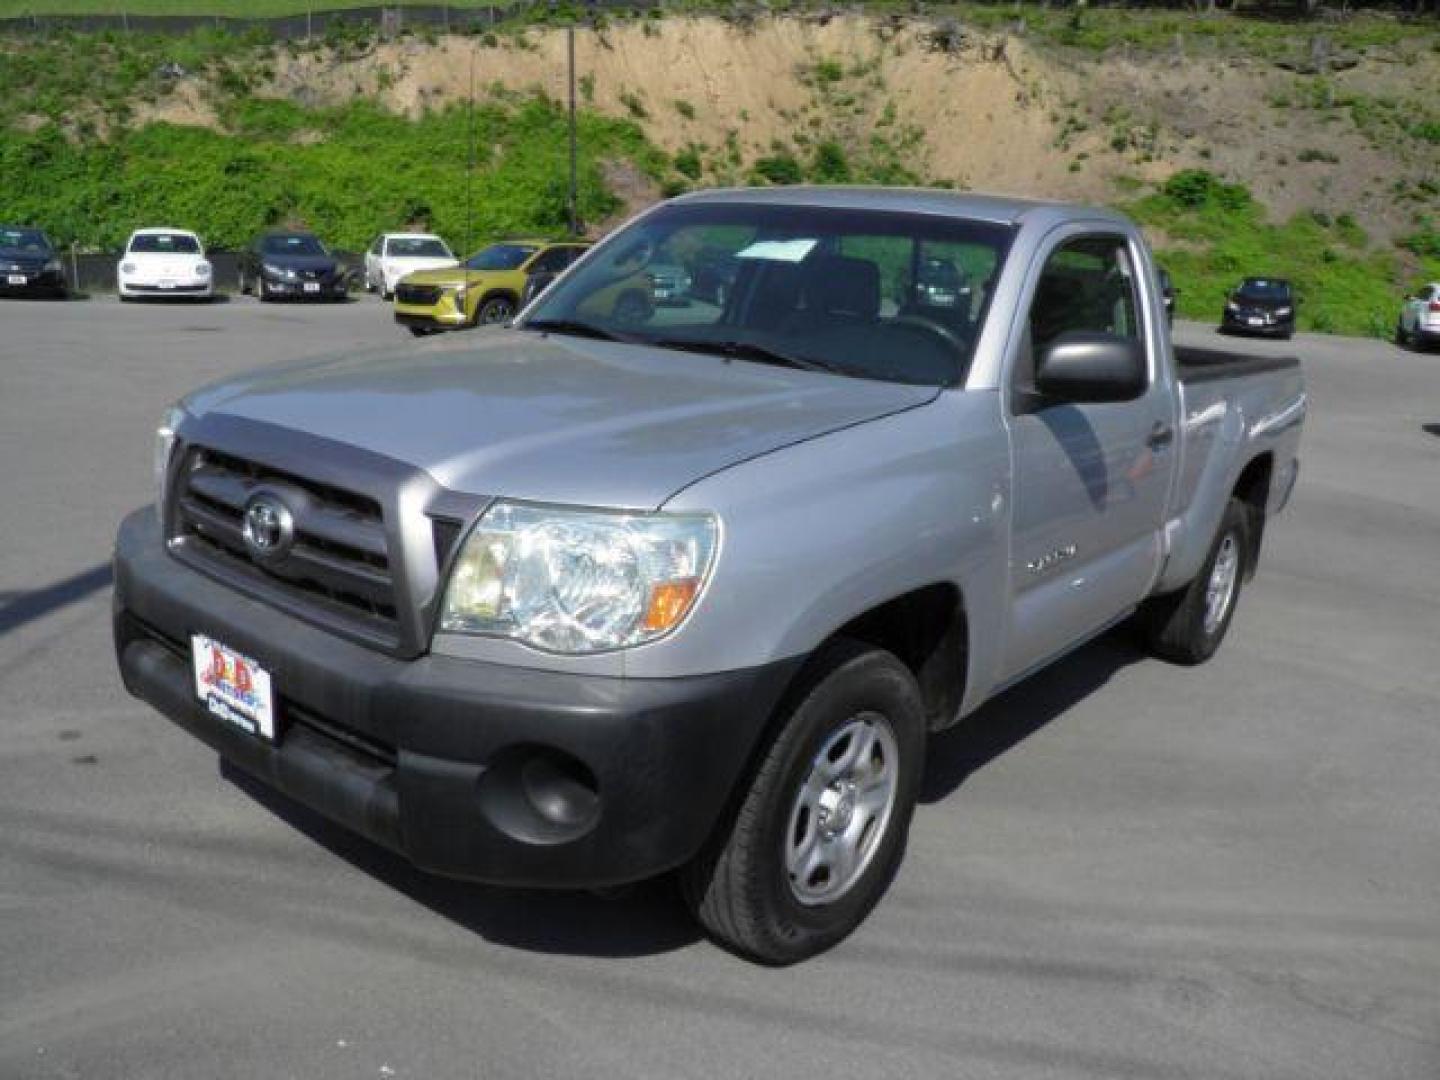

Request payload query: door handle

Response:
[1146,422,1174,450]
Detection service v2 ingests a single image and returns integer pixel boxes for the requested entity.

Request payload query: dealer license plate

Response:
[191,634,275,741]
[6,274,26,285]
[303,282,321,293]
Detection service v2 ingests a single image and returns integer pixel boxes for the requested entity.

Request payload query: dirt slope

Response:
[136,14,1438,244]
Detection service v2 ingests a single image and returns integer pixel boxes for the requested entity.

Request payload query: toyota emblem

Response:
[241,495,294,562]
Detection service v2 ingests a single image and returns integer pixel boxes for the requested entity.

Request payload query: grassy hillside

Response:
[0,97,664,251]
[0,0,507,14]
[1,10,1437,328]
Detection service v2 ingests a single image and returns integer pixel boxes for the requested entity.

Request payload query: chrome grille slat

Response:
[172,447,400,640]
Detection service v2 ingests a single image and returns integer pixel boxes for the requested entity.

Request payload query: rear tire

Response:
[681,639,925,965]
[1138,499,1249,666]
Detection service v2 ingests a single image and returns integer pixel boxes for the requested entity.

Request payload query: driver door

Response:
[1001,231,1177,679]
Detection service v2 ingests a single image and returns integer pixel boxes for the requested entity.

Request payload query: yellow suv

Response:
[393,239,591,335]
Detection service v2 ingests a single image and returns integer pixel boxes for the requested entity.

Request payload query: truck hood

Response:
[184,329,938,509]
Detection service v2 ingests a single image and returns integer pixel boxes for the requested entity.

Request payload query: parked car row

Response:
[3,218,1437,354]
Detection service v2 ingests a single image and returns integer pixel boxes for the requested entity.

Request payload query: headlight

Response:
[439,502,719,654]
[44,258,64,274]
[1226,301,1239,312]
[262,262,293,279]
[154,404,186,511]
[196,261,212,277]
[1275,306,1292,317]
[452,283,467,304]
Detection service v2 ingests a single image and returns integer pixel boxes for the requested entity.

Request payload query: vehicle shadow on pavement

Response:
[0,563,112,638]
[221,760,702,958]
[1423,423,1440,438]
[921,629,1144,804]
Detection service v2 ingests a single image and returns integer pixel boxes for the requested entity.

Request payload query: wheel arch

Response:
[1231,451,1273,578]
[787,583,970,735]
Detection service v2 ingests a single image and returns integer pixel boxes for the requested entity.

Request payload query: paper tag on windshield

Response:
[734,239,818,263]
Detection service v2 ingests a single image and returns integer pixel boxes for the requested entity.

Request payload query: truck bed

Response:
[1175,344,1300,384]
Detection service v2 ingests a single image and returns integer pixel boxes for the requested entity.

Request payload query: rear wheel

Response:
[681,639,925,965]
[1138,499,1249,665]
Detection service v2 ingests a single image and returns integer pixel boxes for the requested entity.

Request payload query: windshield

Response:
[1236,278,1291,302]
[521,201,1014,387]
[388,237,451,259]
[0,227,50,253]
[465,243,538,271]
[130,233,201,254]
[262,234,327,257]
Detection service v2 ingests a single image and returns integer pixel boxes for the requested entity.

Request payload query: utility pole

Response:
[567,22,578,237]
[466,40,476,256]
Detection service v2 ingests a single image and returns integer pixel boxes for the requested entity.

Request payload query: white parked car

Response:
[118,228,213,301]
[1396,282,1440,350]
[363,233,458,300]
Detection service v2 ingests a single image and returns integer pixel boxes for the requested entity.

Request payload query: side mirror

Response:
[1034,331,1146,404]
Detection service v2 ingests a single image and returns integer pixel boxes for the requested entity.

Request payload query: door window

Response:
[528,246,574,275]
[1016,234,1143,391]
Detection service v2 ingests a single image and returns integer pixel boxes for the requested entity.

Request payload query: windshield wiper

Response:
[653,336,845,375]
[522,318,632,342]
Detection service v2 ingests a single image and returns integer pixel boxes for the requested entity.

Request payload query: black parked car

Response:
[239,231,348,302]
[0,226,67,298]
[1221,277,1296,339]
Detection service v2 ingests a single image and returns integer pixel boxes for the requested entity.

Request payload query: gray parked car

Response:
[114,188,1306,964]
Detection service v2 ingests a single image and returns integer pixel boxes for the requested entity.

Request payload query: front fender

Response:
[645,392,1011,710]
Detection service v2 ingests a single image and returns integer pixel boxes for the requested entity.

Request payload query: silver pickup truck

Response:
[113,188,1305,964]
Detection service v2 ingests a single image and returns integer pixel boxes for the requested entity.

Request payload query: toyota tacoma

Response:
[114,188,1306,964]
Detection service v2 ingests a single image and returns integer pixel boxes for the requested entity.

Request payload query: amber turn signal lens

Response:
[642,578,701,633]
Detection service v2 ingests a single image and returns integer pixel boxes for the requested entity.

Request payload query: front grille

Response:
[396,283,443,306]
[172,447,400,640]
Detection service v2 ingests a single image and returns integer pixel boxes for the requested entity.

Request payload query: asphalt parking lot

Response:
[2,295,1437,1079]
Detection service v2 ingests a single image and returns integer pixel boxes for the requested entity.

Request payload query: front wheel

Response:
[681,639,925,965]
[477,295,514,325]
[1395,319,1410,347]
[1138,498,1249,665]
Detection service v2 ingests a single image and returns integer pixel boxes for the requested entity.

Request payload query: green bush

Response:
[810,140,851,183]
[1398,223,1440,259]
[752,152,803,185]
[0,96,668,251]
[673,145,703,180]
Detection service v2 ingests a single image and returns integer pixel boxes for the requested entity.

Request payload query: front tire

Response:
[1138,498,1249,665]
[477,295,514,325]
[1395,319,1410,347]
[681,639,925,965]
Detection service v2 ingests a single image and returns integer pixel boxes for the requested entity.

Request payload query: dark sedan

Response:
[1221,277,1296,339]
[239,231,348,302]
[0,226,67,298]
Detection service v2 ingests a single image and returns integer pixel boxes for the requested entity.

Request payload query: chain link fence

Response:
[0,2,654,39]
